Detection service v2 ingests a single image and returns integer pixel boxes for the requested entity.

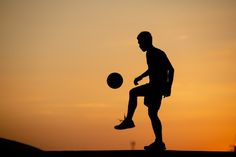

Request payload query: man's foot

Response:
[114,118,135,130]
[144,141,166,151]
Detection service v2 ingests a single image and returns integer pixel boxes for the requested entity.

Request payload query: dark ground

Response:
[1,138,235,157]
[42,150,235,157]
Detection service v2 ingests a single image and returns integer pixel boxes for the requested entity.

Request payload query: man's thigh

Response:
[144,93,162,110]
[130,84,151,96]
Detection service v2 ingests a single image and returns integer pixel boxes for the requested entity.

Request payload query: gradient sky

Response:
[1,0,236,151]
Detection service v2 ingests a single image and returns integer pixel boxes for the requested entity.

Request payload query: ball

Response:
[107,72,123,89]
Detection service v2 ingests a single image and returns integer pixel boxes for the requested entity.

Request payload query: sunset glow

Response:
[1,0,236,151]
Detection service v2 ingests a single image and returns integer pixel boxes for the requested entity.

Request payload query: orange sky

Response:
[1,0,236,151]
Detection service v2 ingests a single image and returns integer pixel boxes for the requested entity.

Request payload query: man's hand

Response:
[163,85,171,98]
[134,70,149,86]
[134,76,142,86]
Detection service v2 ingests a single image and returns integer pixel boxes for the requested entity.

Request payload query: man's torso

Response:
[146,47,168,92]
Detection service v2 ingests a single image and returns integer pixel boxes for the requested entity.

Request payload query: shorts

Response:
[132,83,162,109]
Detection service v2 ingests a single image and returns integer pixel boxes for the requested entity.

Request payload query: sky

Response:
[1,0,236,151]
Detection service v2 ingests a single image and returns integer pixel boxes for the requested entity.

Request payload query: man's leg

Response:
[145,94,166,151]
[148,106,163,143]
[115,84,149,130]
[126,87,139,120]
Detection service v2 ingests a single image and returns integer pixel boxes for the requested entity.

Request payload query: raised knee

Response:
[129,88,136,96]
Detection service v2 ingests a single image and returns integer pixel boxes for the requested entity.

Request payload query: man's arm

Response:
[164,57,174,97]
[134,69,149,85]
[167,64,174,86]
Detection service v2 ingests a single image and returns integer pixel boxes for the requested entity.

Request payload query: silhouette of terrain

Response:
[0,138,42,152]
[0,138,235,157]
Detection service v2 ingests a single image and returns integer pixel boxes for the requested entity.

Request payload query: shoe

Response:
[114,117,135,130]
[144,141,166,151]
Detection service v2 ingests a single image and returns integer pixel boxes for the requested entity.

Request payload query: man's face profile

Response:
[138,39,148,52]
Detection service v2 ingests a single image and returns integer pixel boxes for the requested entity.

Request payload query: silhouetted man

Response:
[115,31,174,151]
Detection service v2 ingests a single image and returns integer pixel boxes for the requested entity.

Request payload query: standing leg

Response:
[148,107,163,143]
[144,94,166,151]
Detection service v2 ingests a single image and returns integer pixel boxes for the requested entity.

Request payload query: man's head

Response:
[137,31,153,52]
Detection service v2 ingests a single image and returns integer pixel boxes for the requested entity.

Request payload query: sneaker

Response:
[144,141,166,151]
[114,117,135,130]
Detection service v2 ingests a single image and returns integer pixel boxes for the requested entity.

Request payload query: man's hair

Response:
[137,31,152,43]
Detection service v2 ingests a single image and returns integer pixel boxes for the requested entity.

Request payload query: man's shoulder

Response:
[153,47,167,57]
